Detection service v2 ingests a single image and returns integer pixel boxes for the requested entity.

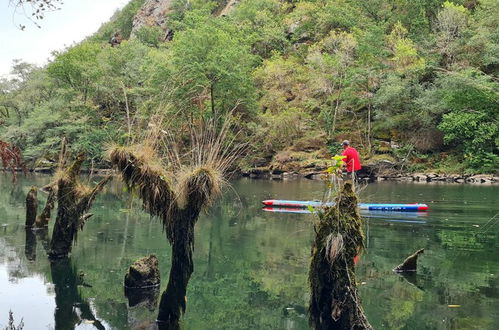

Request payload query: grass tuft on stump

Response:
[309,182,372,330]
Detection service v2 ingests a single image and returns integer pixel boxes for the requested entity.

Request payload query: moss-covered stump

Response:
[25,186,38,228]
[49,154,112,259]
[35,184,56,228]
[110,146,222,329]
[124,255,161,288]
[309,182,372,330]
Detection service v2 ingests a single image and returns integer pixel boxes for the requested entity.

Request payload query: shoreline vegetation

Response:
[1,0,497,178]
[2,167,497,184]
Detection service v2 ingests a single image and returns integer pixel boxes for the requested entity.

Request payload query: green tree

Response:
[168,11,257,122]
[435,70,498,173]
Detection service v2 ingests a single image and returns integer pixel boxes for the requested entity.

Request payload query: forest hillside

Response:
[1,0,498,174]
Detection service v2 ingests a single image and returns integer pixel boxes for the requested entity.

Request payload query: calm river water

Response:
[0,175,498,329]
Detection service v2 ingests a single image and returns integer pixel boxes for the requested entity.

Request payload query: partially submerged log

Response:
[25,186,38,228]
[394,249,424,272]
[49,154,112,259]
[309,182,372,330]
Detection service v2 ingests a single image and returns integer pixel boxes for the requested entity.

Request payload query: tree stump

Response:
[49,154,111,259]
[309,182,372,330]
[35,185,56,227]
[124,255,161,288]
[25,186,38,228]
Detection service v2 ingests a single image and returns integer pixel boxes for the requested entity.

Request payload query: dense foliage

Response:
[1,0,497,173]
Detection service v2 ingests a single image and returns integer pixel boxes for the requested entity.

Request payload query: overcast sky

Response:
[0,0,130,77]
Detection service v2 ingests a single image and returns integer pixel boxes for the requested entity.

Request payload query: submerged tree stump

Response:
[25,186,38,228]
[25,228,37,261]
[309,182,372,330]
[394,249,424,272]
[124,255,161,288]
[157,205,203,329]
[49,154,111,259]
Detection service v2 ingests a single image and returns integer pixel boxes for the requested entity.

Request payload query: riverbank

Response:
[241,167,499,184]
[2,166,498,184]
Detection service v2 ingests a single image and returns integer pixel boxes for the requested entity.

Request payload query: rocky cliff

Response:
[131,0,173,36]
[131,0,240,37]
[218,0,241,16]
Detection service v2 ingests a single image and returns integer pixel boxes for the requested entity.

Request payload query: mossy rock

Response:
[124,255,160,288]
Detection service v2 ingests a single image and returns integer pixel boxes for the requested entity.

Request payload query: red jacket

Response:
[342,147,362,172]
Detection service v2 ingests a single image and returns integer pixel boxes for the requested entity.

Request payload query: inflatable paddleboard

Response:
[262,207,428,223]
[262,200,428,212]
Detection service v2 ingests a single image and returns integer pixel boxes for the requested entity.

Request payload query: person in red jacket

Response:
[341,140,361,179]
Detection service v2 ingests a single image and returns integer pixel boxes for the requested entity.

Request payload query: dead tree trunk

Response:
[110,147,219,329]
[35,185,56,228]
[157,205,203,329]
[157,234,192,329]
[309,182,372,330]
[49,154,111,259]
[25,186,38,228]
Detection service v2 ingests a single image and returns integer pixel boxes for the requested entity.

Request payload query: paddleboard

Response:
[262,200,428,211]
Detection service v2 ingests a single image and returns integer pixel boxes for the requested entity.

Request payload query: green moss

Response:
[309,182,371,329]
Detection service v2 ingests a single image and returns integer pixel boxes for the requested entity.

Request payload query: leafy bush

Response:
[135,26,164,47]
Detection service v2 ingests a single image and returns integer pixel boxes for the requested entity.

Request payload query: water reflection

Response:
[125,287,159,310]
[24,228,50,262]
[0,176,498,329]
[24,229,36,261]
[22,225,105,330]
[50,258,105,330]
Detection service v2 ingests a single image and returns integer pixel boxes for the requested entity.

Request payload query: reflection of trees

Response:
[24,228,37,261]
[23,227,105,330]
[8,178,499,329]
[50,258,105,330]
[183,194,310,329]
[24,228,50,261]
[356,216,499,329]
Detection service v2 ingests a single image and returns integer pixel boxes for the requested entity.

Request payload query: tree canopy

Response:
[1,0,497,174]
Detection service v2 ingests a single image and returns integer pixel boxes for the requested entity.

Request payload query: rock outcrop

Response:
[218,0,241,16]
[131,0,173,37]
[124,255,161,288]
